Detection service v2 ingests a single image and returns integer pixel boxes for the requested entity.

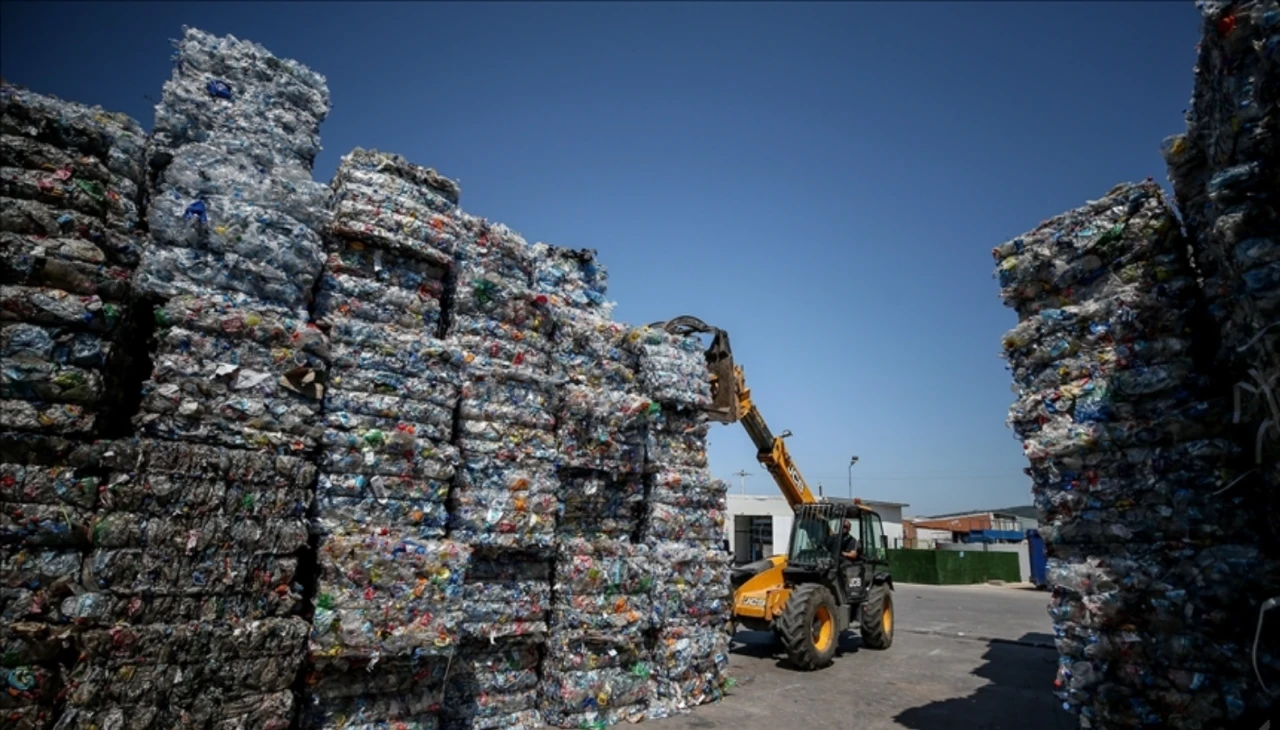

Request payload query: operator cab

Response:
[784,501,889,609]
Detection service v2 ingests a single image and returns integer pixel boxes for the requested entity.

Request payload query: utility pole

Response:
[733,469,753,495]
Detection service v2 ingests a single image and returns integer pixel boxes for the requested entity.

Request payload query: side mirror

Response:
[779,429,793,439]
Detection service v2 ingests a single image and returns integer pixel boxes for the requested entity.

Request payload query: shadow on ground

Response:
[893,632,1077,730]
[731,630,861,669]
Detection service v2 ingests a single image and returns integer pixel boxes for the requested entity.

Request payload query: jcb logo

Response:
[849,577,862,589]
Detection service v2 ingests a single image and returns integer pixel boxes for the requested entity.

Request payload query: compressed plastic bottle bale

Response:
[134,296,329,452]
[538,665,652,728]
[329,329,463,376]
[57,689,298,730]
[0,232,134,302]
[332,147,459,207]
[443,640,543,730]
[450,283,556,354]
[642,503,725,544]
[450,455,561,549]
[316,466,451,522]
[81,544,299,596]
[0,166,141,234]
[646,467,727,511]
[328,152,461,267]
[449,492,561,550]
[311,535,471,659]
[992,182,1192,315]
[0,436,110,632]
[648,624,731,713]
[133,244,316,309]
[329,365,459,410]
[454,216,534,286]
[134,207,326,307]
[553,539,651,595]
[0,198,144,270]
[157,141,331,228]
[643,411,711,472]
[146,189,325,274]
[530,243,611,313]
[314,251,447,339]
[1,286,126,334]
[450,334,556,375]
[550,593,652,636]
[149,28,329,166]
[457,549,551,640]
[318,438,457,483]
[52,440,314,621]
[993,179,1280,726]
[622,326,713,409]
[551,324,639,389]
[557,474,644,539]
[459,370,558,429]
[1,83,148,187]
[2,545,83,622]
[302,654,451,730]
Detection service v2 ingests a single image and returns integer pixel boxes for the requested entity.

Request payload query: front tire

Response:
[776,584,839,670]
[860,584,895,650]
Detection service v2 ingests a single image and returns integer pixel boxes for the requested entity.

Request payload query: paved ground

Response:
[656,584,1078,730]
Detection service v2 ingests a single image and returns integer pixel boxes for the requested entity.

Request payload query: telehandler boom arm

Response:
[651,316,817,508]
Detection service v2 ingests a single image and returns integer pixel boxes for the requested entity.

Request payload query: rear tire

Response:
[860,584,895,650]
[776,584,839,670]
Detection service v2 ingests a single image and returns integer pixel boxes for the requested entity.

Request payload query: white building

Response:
[725,494,908,564]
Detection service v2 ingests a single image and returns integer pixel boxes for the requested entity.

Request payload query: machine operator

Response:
[838,520,859,563]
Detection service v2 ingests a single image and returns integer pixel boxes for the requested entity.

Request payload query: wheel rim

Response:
[883,601,894,635]
[813,605,834,652]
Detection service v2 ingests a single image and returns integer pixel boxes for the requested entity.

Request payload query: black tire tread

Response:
[776,584,839,670]
[860,584,894,650]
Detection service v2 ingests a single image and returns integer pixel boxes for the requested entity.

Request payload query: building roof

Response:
[726,494,909,509]
[915,509,1023,520]
[824,496,910,508]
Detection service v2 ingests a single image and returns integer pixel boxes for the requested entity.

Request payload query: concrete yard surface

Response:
[656,584,1078,730]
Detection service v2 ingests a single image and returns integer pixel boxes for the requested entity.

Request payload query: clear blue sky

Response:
[1,1,1203,515]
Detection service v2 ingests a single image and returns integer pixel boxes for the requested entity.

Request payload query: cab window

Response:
[865,513,885,561]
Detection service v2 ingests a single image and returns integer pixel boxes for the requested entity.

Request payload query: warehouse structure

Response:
[725,494,907,564]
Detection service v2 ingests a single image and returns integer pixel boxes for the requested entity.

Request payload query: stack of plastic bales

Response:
[541,536,655,728]
[132,27,333,450]
[135,27,331,307]
[1,435,107,730]
[625,326,732,717]
[994,180,1278,728]
[536,243,649,476]
[530,243,660,727]
[304,535,470,729]
[0,83,149,438]
[1163,2,1280,501]
[448,369,556,726]
[39,29,336,729]
[53,438,313,729]
[306,149,473,730]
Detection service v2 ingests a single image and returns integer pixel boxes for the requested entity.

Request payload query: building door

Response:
[734,516,752,564]
[749,516,773,561]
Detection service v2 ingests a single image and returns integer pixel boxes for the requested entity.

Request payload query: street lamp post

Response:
[848,455,859,500]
